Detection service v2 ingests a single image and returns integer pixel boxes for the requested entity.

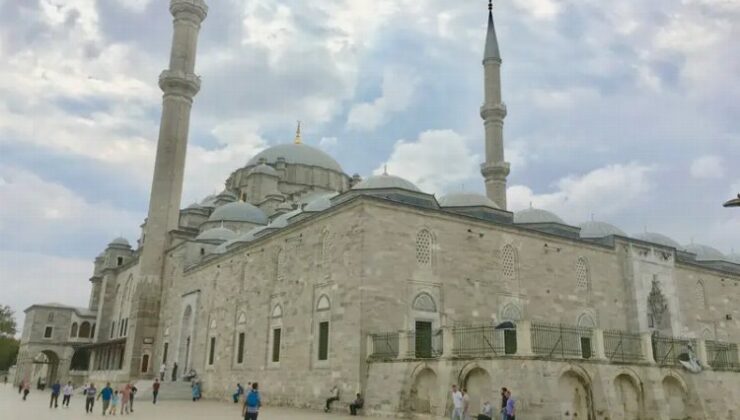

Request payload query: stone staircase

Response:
[134,379,193,401]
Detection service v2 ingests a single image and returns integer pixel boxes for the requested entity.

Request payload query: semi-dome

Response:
[208,201,268,225]
[578,221,626,239]
[303,192,339,212]
[438,192,499,208]
[195,227,237,243]
[514,207,564,224]
[249,163,279,176]
[633,232,681,249]
[247,143,343,173]
[684,243,726,261]
[352,173,420,192]
[108,237,130,247]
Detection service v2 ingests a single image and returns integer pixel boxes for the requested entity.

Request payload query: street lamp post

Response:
[724,194,740,208]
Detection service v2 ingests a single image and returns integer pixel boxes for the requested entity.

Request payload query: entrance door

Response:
[415,321,432,358]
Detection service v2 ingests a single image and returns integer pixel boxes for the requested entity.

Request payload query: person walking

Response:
[499,388,508,420]
[110,390,119,415]
[349,393,364,416]
[129,383,137,412]
[504,390,515,420]
[451,384,464,420]
[62,381,74,407]
[85,383,97,413]
[152,378,160,404]
[22,381,30,401]
[18,379,24,394]
[324,385,340,412]
[120,384,131,415]
[171,362,178,382]
[98,382,113,416]
[462,388,471,420]
[160,362,167,381]
[242,382,261,420]
[49,381,61,408]
[233,383,244,403]
[191,380,202,401]
[478,400,494,420]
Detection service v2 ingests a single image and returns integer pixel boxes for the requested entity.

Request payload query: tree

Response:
[0,305,17,336]
[0,336,19,371]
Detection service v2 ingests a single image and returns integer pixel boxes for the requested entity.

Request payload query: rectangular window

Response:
[272,328,281,363]
[208,337,216,365]
[237,332,245,364]
[318,322,329,361]
[163,343,169,364]
[119,320,124,337]
[117,257,123,266]
[110,322,115,338]
[44,326,53,338]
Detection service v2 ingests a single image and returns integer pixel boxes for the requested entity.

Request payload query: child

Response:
[110,390,119,415]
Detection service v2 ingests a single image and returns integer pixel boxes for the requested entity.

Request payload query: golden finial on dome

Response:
[294,120,302,144]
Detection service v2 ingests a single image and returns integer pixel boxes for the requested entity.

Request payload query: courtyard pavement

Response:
[0,384,412,420]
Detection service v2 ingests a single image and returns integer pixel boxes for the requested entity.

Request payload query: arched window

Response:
[316,295,331,312]
[79,322,91,338]
[696,281,707,309]
[576,257,590,291]
[501,304,522,322]
[701,328,713,341]
[47,312,55,322]
[236,312,247,325]
[501,245,518,281]
[412,292,437,313]
[416,229,433,267]
[271,304,283,319]
[70,323,78,338]
[577,313,597,328]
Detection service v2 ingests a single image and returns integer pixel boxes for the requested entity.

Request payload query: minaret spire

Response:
[294,121,302,144]
[480,0,509,209]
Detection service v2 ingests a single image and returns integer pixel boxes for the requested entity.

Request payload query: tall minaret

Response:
[140,0,208,276]
[480,0,510,209]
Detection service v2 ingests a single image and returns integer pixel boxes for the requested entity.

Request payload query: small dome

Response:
[208,201,268,225]
[514,207,564,224]
[353,173,420,192]
[269,208,302,228]
[247,143,343,173]
[684,243,726,261]
[578,221,626,239]
[438,192,499,208]
[633,232,681,249]
[108,237,130,247]
[200,194,218,208]
[195,227,237,243]
[250,164,279,176]
[303,192,338,212]
[216,189,237,200]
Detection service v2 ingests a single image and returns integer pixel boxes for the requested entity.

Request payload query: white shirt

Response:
[160,364,166,373]
[63,385,74,396]
[452,390,464,409]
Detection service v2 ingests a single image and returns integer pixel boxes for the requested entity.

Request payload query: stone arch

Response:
[316,294,331,311]
[70,322,78,338]
[577,312,597,328]
[415,229,434,268]
[557,367,595,420]
[461,366,493,417]
[236,312,247,325]
[701,328,713,340]
[275,247,285,282]
[409,366,438,414]
[696,281,707,309]
[32,350,60,387]
[412,292,437,313]
[78,321,91,338]
[271,304,283,319]
[662,374,688,420]
[70,348,90,371]
[501,304,522,322]
[613,370,643,420]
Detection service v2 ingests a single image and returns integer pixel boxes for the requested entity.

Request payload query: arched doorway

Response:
[70,348,90,371]
[662,376,687,420]
[464,367,493,416]
[410,367,437,414]
[558,370,594,420]
[178,305,194,375]
[79,322,91,338]
[614,373,642,420]
[32,350,60,388]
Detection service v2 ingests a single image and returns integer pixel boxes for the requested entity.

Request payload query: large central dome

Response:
[247,143,343,173]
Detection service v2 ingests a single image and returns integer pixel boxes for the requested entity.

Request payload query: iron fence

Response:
[531,322,594,359]
[369,332,399,359]
[603,330,644,363]
[406,329,444,359]
[652,335,694,366]
[452,325,516,356]
[705,340,740,371]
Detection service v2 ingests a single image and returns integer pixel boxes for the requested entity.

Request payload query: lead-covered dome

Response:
[195,227,237,243]
[438,192,499,208]
[303,192,338,212]
[247,144,343,173]
[684,243,726,261]
[249,163,278,176]
[353,173,420,192]
[208,201,267,225]
[634,232,681,249]
[578,221,626,239]
[108,237,130,247]
[514,207,564,224]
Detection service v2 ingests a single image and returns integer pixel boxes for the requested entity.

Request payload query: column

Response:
[641,332,655,364]
[593,329,607,360]
[516,321,533,356]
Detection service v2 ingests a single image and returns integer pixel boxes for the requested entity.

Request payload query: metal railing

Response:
[406,330,443,359]
[603,330,644,363]
[706,340,740,371]
[652,335,695,366]
[531,322,593,359]
[452,325,516,356]
[369,332,399,359]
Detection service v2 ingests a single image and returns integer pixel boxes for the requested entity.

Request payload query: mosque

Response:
[16,1,740,419]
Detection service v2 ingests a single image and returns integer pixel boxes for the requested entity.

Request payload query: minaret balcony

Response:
[481,161,511,178]
[480,103,507,119]
[170,0,208,23]
[159,70,201,97]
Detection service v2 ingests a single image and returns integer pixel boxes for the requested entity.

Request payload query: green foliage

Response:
[0,305,16,336]
[0,336,19,371]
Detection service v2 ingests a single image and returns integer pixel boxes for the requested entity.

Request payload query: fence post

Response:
[696,339,710,370]
[593,329,607,360]
[442,326,454,358]
[516,321,533,356]
[641,332,655,364]
[366,334,374,358]
[398,330,409,360]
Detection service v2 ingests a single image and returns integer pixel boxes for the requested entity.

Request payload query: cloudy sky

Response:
[1,0,739,324]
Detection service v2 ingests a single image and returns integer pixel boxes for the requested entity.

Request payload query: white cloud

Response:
[376,129,479,194]
[690,155,725,180]
[319,136,338,151]
[511,0,562,21]
[508,163,656,223]
[347,67,419,131]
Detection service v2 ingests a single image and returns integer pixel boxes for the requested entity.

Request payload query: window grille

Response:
[576,258,590,291]
[501,245,517,281]
[416,230,433,266]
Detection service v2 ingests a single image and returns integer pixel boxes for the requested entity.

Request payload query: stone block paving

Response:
[1,384,403,420]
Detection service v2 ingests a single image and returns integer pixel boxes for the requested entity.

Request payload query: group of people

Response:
[82,382,139,415]
[451,384,516,420]
[323,385,365,415]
